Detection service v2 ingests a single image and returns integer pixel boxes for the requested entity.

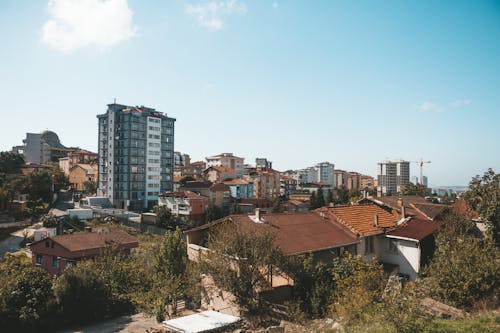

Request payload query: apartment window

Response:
[52,256,60,269]
[364,237,374,254]
[36,254,43,265]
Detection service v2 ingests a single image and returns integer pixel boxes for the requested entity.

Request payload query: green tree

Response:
[326,189,333,204]
[153,228,188,319]
[288,254,334,319]
[202,221,285,317]
[330,253,386,323]
[155,205,176,228]
[83,180,97,194]
[309,192,317,210]
[272,196,285,213]
[25,171,52,203]
[205,203,223,223]
[0,151,25,174]
[53,263,115,325]
[230,202,242,214]
[335,186,349,204]
[348,189,363,203]
[0,255,54,331]
[422,211,499,308]
[316,188,325,208]
[464,168,499,242]
[40,213,58,228]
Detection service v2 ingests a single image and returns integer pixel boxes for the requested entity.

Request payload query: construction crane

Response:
[411,158,431,186]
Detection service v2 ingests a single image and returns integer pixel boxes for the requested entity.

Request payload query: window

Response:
[52,256,60,269]
[36,254,43,265]
[66,260,76,268]
[45,241,49,248]
[388,239,398,254]
[364,237,374,254]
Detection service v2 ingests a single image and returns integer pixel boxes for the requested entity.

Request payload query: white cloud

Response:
[450,99,472,108]
[186,0,247,31]
[272,2,279,9]
[41,0,137,53]
[416,99,472,113]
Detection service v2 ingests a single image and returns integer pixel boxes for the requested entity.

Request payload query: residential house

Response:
[208,183,231,212]
[29,229,138,275]
[68,163,98,191]
[158,190,208,221]
[249,168,281,199]
[280,174,298,197]
[286,199,309,212]
[185,210,359,314]
[59,149,98,175]
[321,202,442,280]
[178,181,212,197]
[204,166,237,183]
[174,160,206,180]
[223,179,254,199]
[206,153,245,176]
[363,195,448,221]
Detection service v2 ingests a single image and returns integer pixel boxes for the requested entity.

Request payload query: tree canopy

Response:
[464,168,499,241]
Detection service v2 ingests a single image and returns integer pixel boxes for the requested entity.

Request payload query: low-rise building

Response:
[29,229,138,275]
[204,166,237,183]
[223,179,254,199]
[208,183,231,210]
[59,149,98,175]
[206,153,245,176]
[249,168,280,199]
[68,163,98,191]
[158,190,208,221]
[178,181,212,197]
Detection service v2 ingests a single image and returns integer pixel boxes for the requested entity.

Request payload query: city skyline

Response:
[1,1,499,186]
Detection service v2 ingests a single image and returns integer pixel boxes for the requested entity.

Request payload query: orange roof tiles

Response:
[324,204,398,236]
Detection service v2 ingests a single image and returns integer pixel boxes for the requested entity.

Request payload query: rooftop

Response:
[322,204,398,236]
[387,218,442,241]
[31,230,138,253]
[188,211,358,255]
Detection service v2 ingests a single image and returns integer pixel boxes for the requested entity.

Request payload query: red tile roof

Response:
[224,179,249,185]
[210,183,231,192]
[32,230,138,253]
[187,212,358,255]
[323,204,398,236]
[386,218,442,241]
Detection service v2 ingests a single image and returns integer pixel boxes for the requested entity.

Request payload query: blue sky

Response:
[0,0,499,186]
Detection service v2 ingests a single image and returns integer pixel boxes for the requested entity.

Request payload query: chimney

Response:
[397,197,403,208]
[401,204,406,219]
[374,214,379,227]
[255,208,261,221]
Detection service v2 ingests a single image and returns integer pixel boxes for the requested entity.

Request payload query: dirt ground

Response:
[56,313,163,333]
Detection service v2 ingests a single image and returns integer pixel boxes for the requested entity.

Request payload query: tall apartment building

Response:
[297,162,335,187]
[97,103,176,211]
[206,153,245,176]
[377,160,410,196]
